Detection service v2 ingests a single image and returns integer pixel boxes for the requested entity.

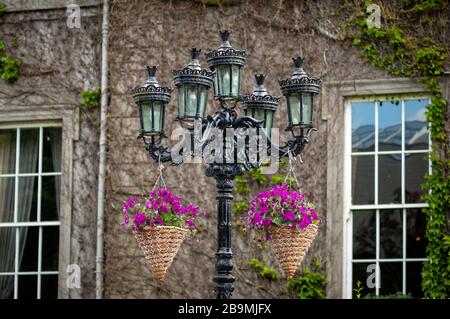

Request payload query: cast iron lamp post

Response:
[131,31,321,299]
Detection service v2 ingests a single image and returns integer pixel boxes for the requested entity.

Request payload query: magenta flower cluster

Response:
[241,183,320,241]
[120,188,205,237]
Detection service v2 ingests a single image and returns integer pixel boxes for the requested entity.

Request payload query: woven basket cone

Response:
[270,223,319,279]
[134,226,187,281]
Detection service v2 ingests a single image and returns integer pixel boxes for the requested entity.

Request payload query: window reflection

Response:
[352,102,375,152]
[405,99,429,151]
[378,100,401,151]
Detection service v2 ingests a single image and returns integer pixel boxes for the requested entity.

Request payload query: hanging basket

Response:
[134,225,187,281]
[270,223,319,279]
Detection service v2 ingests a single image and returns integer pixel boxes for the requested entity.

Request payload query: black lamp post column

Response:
[206,163,242,299]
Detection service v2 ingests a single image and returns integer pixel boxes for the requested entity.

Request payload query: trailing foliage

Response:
[345,0,449,298]
[0,4,21,83]
[286,258,328,299]
[80,88,101,111]
[247,258,279,281]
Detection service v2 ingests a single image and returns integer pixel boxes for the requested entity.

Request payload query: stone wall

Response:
[104,0,387,299]
[0,5,102,298]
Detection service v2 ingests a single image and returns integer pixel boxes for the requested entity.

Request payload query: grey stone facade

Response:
[0,0,448,299]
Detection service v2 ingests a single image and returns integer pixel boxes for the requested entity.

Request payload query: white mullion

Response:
[0,172,62,178]
[14,228,19,299]
[0,271,59,276]
[374,101,380,297]
[13,128,20,299]
[375,209,380,296]
[352,258,427,263]
[37,226,43,299]
[0,221,60,227]
[38,127,43,222]
[374,101,379,206]
[401,99,405,205]
[350,203,428,210]
[402,209,407,294]
[401,99,407,295]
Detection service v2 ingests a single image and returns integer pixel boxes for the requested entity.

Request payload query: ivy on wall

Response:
[343,0,450,298]
[0,3,21,83]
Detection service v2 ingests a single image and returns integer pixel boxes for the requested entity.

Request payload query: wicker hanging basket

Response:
[134,225,187,281]
[270,223,319,279]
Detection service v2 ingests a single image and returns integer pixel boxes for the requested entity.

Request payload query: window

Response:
[0,124,62,299]
[346,97,429,298]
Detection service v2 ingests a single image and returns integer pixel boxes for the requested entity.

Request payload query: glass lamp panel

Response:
[199,86,208,118]
[288,94,301,126]
[218,65,231,96]
[185,85,198,117]
[231,65,240,97]
[265,111,274,137]
[177,86,185,119]
[141,102,152,133]
[253,109,265,122]
[152,101,163,132]
[213,70,219,97]
[301,93,313,126]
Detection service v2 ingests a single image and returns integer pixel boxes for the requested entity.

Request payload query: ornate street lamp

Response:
[173,48,215,121]
[132,66,172,136]
[242,74,280,138]
[130,30,321,299]
[206,30,246,101]
[279,57,321,135]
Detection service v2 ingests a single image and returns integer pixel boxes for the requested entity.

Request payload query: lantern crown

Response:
[205,30,246,68]
[278,57,321,95]
[242,74,279,111]
[132,65,172,103]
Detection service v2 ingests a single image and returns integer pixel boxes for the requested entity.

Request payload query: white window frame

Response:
[0,121,62,299]
[344,95,431,298]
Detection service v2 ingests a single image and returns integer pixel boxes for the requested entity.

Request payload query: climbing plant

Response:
[80,88,101,111]
[343,0,449,298]
[0,3,21,83]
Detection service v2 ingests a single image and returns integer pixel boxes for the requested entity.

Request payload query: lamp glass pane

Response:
[218,65,230,96]
[289,93,301,126]
[153,101,163,132]
[231,65,240,97]
[265,111,273,133]
[213,70,219,97]
[141,101,152,132]
[302,93,312,126]
[186,85,198,117]
[177,86,185,119]
[199,86,208,118]
[253,109,265,122]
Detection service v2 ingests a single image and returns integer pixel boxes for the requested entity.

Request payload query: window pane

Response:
[19,226,38,271]
[42,226,59,271]
[352,262,375,298]
[0,275,14,299]
[405,99,429,150]
[0,177,15,223]
[378,154,401,204]
[380,210,403,258]
[18,176,37,222]
[353,210,376,259]
[41,176,59,221]
[378,100,401,151]
[407,209,427,258]
[406,262,424,298]
[0,129,16,174]
[0,228,16,272]
[19,128,39,174]
[379,262,402,296]
[41,274,58,299]
[352,155,374,205]
[18,275,37,299]
[352,102,375,152]
[405,153,428,203]
[42,127,62,173]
